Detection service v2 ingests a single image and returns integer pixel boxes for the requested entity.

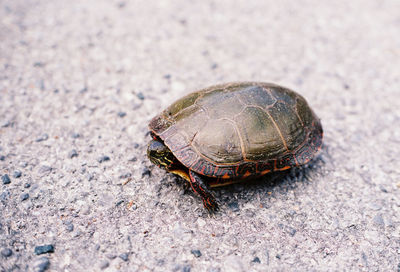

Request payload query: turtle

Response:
[147,82,323,212]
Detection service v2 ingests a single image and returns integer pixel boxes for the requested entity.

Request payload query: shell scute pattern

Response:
[150,82,323,180]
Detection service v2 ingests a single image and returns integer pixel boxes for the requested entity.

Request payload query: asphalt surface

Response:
[1,0,399,271]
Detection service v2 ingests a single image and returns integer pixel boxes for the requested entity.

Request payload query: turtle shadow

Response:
[172,149,327,216]
[214,150,328,213]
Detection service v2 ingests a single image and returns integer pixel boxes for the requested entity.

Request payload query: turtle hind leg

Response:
[188,170,219,213]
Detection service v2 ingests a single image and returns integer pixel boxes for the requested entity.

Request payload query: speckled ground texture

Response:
[1,0,399,271]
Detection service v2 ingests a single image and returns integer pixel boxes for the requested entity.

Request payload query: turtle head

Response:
[147,139,175,169]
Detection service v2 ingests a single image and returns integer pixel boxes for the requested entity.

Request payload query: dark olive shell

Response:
[149,82,323,180]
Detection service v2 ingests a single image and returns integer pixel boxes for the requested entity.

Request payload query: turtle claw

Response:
[203,197,219,214]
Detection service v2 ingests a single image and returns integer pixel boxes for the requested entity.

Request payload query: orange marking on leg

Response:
[261,169,271,175]
[222,172,231,179]
[221,173,231,179]
[189,183,197,193]
[243,171,251,178]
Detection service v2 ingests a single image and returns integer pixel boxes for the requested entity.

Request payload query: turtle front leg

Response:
[188,170,219,212]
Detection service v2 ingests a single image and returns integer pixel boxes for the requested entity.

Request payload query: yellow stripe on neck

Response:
[170,169,190,181]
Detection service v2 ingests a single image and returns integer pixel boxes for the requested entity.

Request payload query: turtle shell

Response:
[149,82,323,181]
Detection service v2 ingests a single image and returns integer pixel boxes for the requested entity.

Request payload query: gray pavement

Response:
[1,0,399,271]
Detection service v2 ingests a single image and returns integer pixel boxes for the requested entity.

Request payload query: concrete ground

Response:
[1,0,399,271]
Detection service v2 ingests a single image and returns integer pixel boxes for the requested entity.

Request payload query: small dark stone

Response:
[13,170,22,178]
[228,201,239,212]
[141,167,151,177]
[119,253,129,261]
[137,92,145,100]
[68,149,78,158]
[0,190,10,201]
[190,249,202,258]
[80,87,88,93]
[115,200,124,206]
[65,222,74,232]
[39,79,45,91]
[98,156,110,163]
[372,214,384,227]
[128,156,137,162]
[106,253,116,259]
[33,62,45,67]
[36,134,49,142]
[38,166,52,175]
[276,254,281,259]
[379,185,388,193]
[2,120,12,127]
[20,193,29,201]
[1,248,12,257]
[278,224,297,236]
[24,183,31,188]
[245,209,255,217]
[207,268,221,272]
[118,2,126,8]
[119,172,131,179]
[34,245,54,255]
[361,252,368,266]
[287,227,297,237]
[34,257,50,272]
[87,173,94,181]
[117,111,126,117]
[71,132,80,139]
[265,249,270,265]
[347,224,357,230]
[163,74,171,79]
[0,155,5,161]
[2,174,11,184]
[182,265,191,272]
[100,260,109,269]
[133,143,140,149]
[211,63,218,69]
[251,257,261,263]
